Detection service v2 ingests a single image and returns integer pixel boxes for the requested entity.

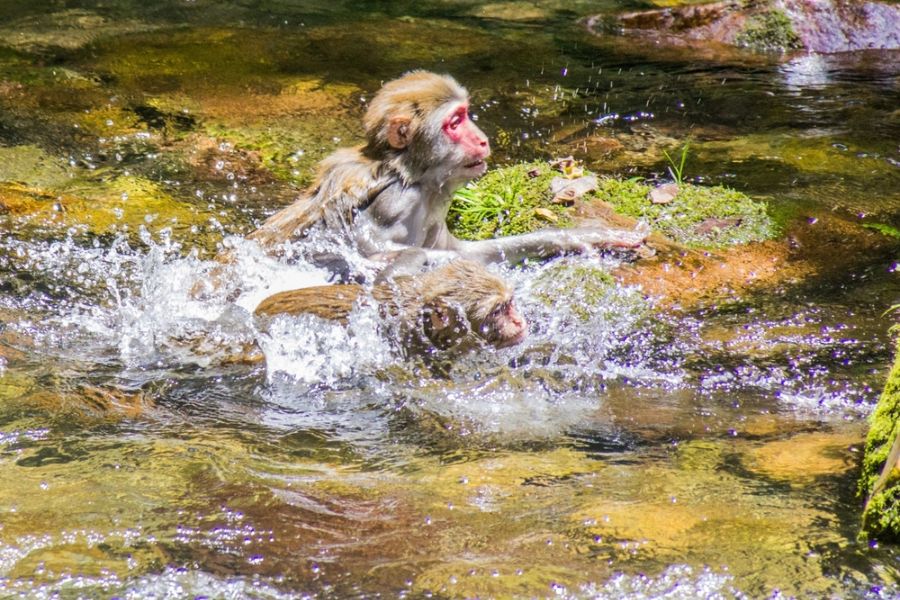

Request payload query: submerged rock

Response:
[0,9,158,52]
[589,0,900,53]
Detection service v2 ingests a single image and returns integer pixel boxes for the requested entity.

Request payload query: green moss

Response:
[448,161,573,241]
[531,261,646,322]
[735,9,802,52]
[450,161,775,249]
[864,223,900,240]
[594,177,775,248]
[860,340,900,541]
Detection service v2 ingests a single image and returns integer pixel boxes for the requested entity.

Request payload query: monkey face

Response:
[438,101,490,182]
[481,299,528,348]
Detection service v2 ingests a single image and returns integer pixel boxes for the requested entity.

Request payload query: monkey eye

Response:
[448,109,466,130]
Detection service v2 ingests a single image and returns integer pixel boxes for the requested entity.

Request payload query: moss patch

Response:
[450,160,775,249]
[531,261,620,321]
[735,9,802,52]
[860,339,900,541]
[864,223,900,240]
[594,177,775,248]
[448,161,573,240]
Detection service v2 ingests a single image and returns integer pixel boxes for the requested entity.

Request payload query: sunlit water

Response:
[0,0,899,597]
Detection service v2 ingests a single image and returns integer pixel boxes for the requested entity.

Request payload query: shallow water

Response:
[0,1,899,598]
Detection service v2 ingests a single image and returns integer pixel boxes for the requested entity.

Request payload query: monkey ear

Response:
[386,116,413,149]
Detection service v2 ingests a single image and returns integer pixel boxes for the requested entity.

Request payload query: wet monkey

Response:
[248,71,647,277]
[255,260,528,352]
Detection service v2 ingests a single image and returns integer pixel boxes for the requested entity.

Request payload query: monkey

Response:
[248,70,648,279]
[254,259,528,352]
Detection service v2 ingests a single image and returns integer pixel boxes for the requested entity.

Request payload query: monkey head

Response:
[417,260,527,351]
[363,71,490,185]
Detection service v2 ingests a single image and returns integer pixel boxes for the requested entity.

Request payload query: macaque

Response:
[248,70,647,278]
[254,260,527,352]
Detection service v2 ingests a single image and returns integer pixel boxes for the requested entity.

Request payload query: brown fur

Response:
[254,260,524,351]
[249,71,467,250]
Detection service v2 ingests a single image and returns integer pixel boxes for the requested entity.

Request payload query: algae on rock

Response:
[448,160,775,249]
[735,9,802,52]
[448,161,573,241]
[860,340,900,541]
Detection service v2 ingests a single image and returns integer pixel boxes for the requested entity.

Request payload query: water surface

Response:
[0,1,899,597]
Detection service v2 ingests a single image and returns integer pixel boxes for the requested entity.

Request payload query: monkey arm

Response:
[452,223,650,264]
[248,194,323,249]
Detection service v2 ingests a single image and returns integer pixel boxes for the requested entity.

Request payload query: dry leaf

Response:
[550,175,598,205]
[649,182,679,205]
[533,207,558,222]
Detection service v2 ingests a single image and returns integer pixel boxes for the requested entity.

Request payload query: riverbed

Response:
[0,1,899,597]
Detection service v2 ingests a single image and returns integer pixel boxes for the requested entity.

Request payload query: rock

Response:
[780,0,900,52]
[694,216,743,235]
[860,341,900,541]
[588,0,900,53]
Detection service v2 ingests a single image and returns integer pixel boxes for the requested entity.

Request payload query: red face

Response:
[486,299,528,349]
[442,102,490,175]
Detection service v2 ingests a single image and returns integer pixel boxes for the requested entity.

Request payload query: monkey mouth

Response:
[495,327,528,348]
[464,159,486,170]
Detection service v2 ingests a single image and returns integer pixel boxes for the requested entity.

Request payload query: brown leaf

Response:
[533,207,558,222]
[550,175,598,205]
[649,182,679,205]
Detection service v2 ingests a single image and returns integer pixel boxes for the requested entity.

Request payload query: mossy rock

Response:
[735,9,802,52]
[448,161,573,240]
[1,174,228,245]
[531,261,618,322]
[450,161,775,249]
[593,177,776,248]
[860,339,900,541]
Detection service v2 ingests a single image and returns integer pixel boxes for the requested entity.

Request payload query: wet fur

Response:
[254,260,518,351]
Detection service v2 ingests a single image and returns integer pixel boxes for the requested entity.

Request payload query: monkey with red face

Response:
[249,71,647,279]
[254,260,528,353]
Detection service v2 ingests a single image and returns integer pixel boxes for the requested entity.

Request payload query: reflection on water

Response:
[0,0,899,597]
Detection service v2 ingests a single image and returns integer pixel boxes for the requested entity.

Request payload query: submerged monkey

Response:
[248,70,648,278]
[255,260,527,352]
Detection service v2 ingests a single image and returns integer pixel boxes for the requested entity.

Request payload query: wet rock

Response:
[617,209,899,309]
[0,174,226,244]
[589,0,900,53]
[747,431,860,484]
[860,341,900,542]
[781,0,900,52]
[0,144,75,188]
[185,135,274,185]
[0,9,158,52]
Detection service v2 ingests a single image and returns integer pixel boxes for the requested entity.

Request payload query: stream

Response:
[0,1,899,597]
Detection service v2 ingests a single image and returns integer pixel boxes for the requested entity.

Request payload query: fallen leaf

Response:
[649,182,679,204]
[550,175,598,205]
[549,156,584,178]
[533,207,558,222]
